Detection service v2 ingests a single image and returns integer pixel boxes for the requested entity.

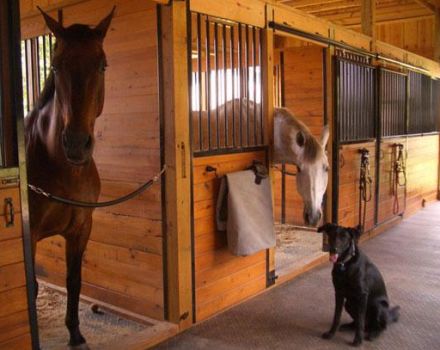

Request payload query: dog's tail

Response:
[388,305,400,323]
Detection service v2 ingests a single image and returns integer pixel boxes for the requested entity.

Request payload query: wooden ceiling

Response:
[275,0,439,27]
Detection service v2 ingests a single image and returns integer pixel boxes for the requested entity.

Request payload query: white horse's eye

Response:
[323,165,329,172]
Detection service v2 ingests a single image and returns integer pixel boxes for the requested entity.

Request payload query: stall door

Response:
[0,0,38,348]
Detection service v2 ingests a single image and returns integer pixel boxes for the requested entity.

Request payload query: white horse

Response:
[273,107,329,226]
[192,100,329,226]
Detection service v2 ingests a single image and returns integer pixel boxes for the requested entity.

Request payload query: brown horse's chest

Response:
[28,157,100,240]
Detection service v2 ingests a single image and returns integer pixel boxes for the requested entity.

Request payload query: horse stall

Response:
[2,0,440,349]
[17,0,177,348]
[272,35,328,278]
[188,11,271,322]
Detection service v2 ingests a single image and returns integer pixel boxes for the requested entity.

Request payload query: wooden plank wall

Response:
[377,138,406,224]
[0,186,32,350]
[22,0,165,320]
[193,151,267,321]
[273,45,325,225]
[338,141,376,231]
[376,18,434,61]
[406,135,439,216]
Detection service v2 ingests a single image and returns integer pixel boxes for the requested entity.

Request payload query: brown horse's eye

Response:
[99,61,107,73]
[51,64,58,74]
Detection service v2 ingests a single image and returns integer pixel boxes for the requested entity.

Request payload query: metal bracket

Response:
[266,270,278,287]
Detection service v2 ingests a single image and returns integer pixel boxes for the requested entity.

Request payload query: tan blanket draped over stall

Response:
[217,170,275,256]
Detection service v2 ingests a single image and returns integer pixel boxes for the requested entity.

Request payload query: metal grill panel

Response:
[432,79,440,131]
[336,58,376,143]
[21,34,54,115]
[379,69,407,137]
[190,13,264,154]
[408,71,435,134]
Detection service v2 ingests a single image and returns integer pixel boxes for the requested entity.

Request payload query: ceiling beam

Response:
[361,0,376,37]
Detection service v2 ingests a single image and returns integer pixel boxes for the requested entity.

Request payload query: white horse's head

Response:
[294,126,329,226]
[274,108,330,226]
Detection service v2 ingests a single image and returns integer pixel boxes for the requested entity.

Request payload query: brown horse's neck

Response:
[27,97,91,175]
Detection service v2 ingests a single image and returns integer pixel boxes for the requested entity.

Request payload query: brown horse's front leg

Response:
[65,223,91,348]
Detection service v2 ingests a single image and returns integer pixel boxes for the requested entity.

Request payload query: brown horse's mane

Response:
[37,24,102,111]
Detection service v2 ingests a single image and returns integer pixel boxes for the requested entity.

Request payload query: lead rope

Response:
[392,143,407,215]
[358,148,372,232]
[28,166,166,208]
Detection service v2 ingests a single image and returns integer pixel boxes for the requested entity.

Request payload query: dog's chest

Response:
[332,267,362,295]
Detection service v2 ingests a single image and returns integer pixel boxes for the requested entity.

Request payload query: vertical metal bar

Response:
[238,23,243,147]
[223,24,228,148]
[230,24,236,148]
[245,25,250,146]
[24,40,31,114]
[35,37,41,93]
[281,163,286,224]
[196,13,202,151]
[42,35,47,81]
[205,18,211,150]
[332,58,341,223]
[252,26,257,146]
[214,22,219,149]
[259,29,263,145]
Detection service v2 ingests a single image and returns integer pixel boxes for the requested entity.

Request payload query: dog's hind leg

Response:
[339,321,356,332]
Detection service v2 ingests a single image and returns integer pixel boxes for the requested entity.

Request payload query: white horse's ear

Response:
[321,124,329,148]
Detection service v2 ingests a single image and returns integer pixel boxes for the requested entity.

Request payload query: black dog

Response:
[317,223,400,346]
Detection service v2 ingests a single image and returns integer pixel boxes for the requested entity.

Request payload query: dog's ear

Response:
[347,226,361,240]
[317,223,336,233]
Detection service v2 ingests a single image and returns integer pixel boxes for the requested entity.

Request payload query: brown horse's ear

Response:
[37,6,65,39]
[94,6,116,40]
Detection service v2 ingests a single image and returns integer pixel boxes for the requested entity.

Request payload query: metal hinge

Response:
[267,270,278,287]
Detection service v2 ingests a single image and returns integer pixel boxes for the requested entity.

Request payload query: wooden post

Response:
[263,5,276,278]
[160,1,193,329]
[361,0,376,39]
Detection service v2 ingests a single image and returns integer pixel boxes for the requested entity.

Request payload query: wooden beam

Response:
[190,0,265,27]
[160,1,193,329]
[435,10,440,62]
[361,0,376,37]
[414,0,438,13]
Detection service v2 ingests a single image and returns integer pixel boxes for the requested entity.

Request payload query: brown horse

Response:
[25,8,114,347]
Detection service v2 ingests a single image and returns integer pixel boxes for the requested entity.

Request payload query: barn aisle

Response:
[155,202,440,350]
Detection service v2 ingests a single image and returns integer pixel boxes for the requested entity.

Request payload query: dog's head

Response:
[317,223,361,264]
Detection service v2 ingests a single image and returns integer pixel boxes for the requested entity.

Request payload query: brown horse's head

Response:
[38,7,115,165]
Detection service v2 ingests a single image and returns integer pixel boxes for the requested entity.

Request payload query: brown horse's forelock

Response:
[36,24,103,111]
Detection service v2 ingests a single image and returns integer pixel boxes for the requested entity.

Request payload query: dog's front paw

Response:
[322,331,335,339]
[351,337,362,347]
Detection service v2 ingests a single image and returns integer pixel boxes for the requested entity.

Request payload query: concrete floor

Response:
[155,202,440,350]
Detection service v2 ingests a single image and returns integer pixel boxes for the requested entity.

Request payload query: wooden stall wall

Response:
[377,138,407,224]
[376,18,434,61]
[273,45,325,225]
[193,151,267,321]
[406,135,439,216]
[22,0,165,320]
[338,142,376,232]
[0,183,32,349]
